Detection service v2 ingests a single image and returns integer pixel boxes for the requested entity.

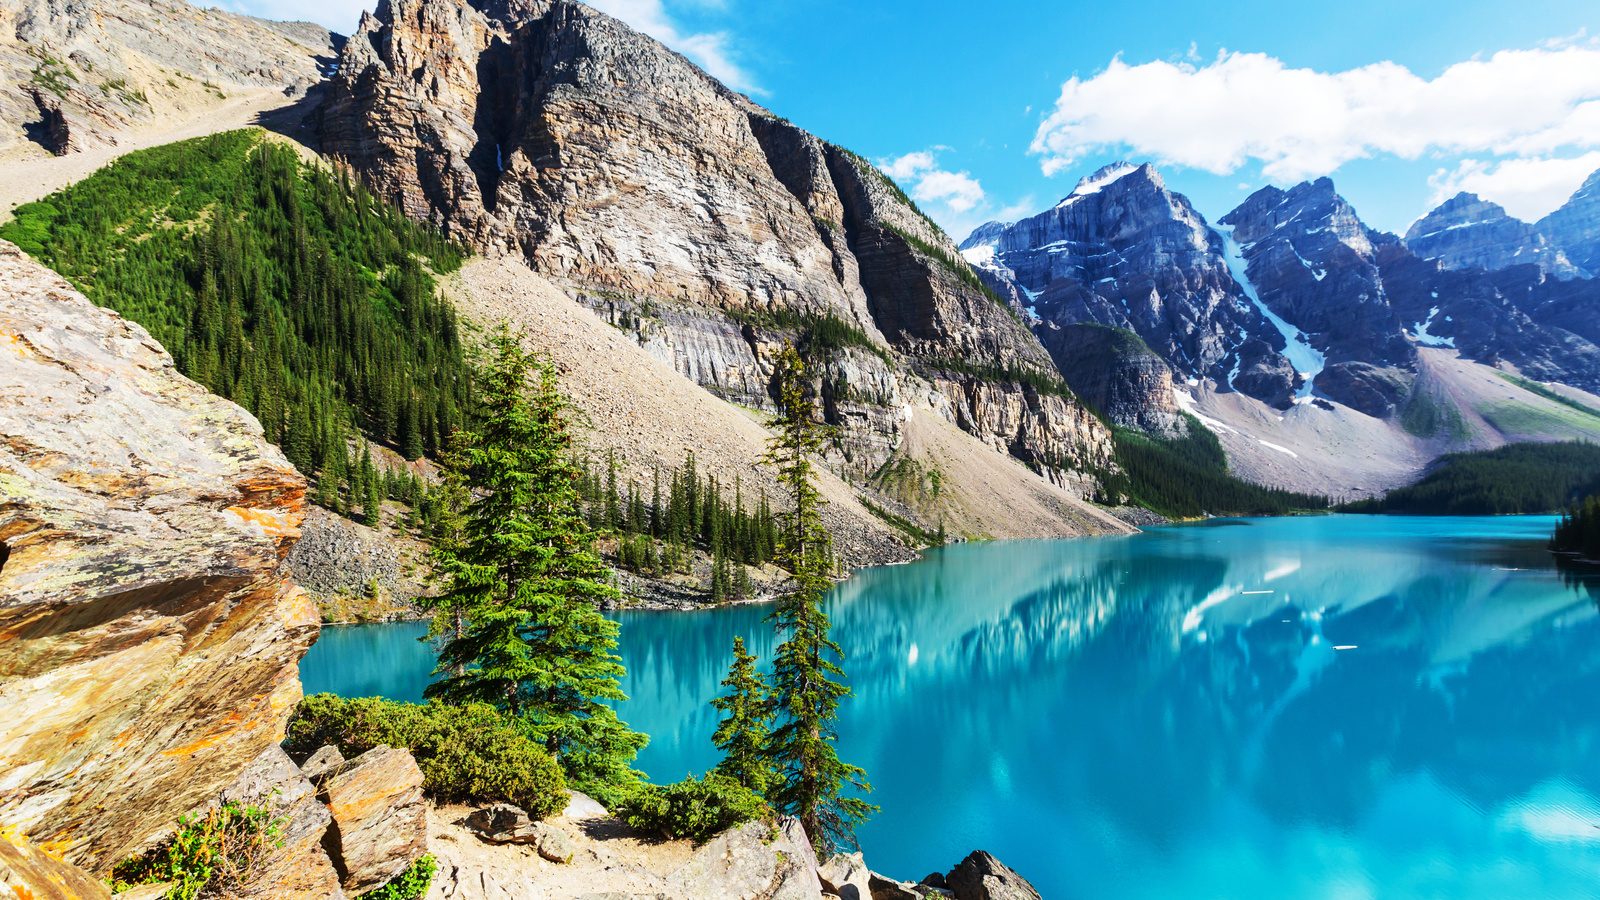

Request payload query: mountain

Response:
[0,0,334,155]
[318,0,1115,498]
[1538,168,1600,275]
[960,162,1300,408]
[1404,192,1585,279]
[965,165,1600,496]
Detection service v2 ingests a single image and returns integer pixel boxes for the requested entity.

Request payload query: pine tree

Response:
[424,327,647,804]
[761,346,875,854]
[711,637,776,795]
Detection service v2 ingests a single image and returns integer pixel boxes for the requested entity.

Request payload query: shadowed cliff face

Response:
[0,240,318,876]
[319,0,1111,490]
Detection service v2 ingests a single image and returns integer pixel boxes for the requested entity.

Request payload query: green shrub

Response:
[285,695,567,820]
[108,800,286,900]
[363,854,437,900]
[617,774,771,842]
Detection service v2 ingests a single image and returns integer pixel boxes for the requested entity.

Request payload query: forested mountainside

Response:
[1343,442,1600,515]
[1,131,470,480]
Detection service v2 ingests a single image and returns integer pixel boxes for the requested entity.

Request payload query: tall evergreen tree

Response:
[761,346,875,853]
[711,637,776,795]
[424,327,647,804]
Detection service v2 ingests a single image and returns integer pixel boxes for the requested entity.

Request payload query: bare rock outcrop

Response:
[1042,322,1184,436]
[944,852,1041,900]
[1538,167,1600,275]
[0,0,335,155]
[0,239,319,877]
[1405,191,1584,279]
[666,817,822,900]
[319,745,429,894]
[320,0,1113,497]
[220,745,349,900]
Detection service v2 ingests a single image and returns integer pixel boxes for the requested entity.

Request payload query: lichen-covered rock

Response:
[301,745,347,782]
[818,852,871,900]
[0,239,317,875]
[943,852,1040,900]
[218,745,347,900]
[667,818,822,900]
[318,745,428,894]
[0,832,111,900]
[464,803,542,844]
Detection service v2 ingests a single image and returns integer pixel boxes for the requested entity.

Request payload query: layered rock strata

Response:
[1042,323,1184,436]
[0,239,318,876]
[319,0,1110,491]
[1405,191,1584,279]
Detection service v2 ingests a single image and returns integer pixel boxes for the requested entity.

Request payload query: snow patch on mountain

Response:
[1412,307,1456,348]
[1214,224,1327,399]
[1056,162,1138,209]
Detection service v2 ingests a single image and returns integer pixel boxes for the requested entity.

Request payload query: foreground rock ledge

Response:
[0,239,317,877]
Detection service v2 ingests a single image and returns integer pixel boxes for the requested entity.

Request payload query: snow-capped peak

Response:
[1056,162,1139,208]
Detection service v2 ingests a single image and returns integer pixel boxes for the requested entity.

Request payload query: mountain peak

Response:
[1406,189,1582,278]
[1056,161,1143,208]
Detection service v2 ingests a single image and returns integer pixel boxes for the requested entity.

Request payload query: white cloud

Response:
[586,0,759,94]
[880,150,985,213]
[1427,153,1600,221]
[879,149,1037,241]
[1031,46,1600,185]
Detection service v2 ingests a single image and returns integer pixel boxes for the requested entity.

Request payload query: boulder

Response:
[464,803,542,844]
[668,817,823,900]
[563,789,610,821]
[217,744,347,900]
[867,871,923,900]
[819,852,872,900]
[0,833,111,900]
[535,825,577,864]
[0,239,317,875]
[943,852,1041,900]
[301,745,347,782]
[463,802,575,863]
[319,746,427,894]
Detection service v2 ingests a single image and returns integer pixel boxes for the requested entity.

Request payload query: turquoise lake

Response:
[301,515,1600,898]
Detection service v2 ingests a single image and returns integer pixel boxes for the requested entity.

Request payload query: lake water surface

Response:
[301,515,1600,898]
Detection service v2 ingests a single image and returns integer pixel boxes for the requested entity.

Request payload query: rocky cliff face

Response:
[960,162,1299,407]
[1404,192,1584,279]
[1539,168,1600,276]
[1042,323,1183,436]
[321,0,1111,491]
[1218,178,1418,415]
[0,0,333,155]
[0,240,318,877]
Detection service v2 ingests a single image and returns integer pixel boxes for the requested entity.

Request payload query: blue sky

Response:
[235,0,1600,240]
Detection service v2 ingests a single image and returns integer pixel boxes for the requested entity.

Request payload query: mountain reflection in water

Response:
[303,515,1600,899]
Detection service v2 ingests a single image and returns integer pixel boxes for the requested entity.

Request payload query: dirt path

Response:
[0,88,306,221]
